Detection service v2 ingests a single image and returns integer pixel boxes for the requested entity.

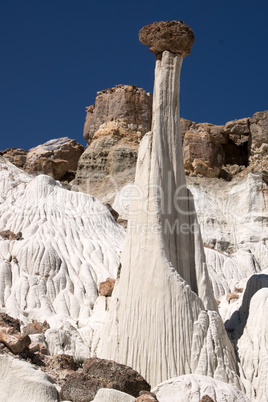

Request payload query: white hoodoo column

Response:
[97,21,240,389]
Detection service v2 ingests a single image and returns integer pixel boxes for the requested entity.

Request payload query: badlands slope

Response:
[0,157,124,357]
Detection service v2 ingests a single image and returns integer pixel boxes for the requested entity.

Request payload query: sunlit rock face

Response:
[96,23,242,390]
[0,158,124,334]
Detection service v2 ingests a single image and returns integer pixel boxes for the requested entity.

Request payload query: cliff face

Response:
[73,85,268,203]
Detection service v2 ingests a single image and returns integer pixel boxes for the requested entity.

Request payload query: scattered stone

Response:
[22,320,50,336]
[234,287,244,293]
[139,20,194,56]
[60,357,150,401]
[0,230,22,240]
[135,390,159,401]
[200,396,215,402]
[226,293,240,303]
[0,314,31,354]
[99,278,116,297]
[48,354,79,371]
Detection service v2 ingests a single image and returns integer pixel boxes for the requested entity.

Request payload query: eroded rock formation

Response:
[73,85,152,198]
[96,21,242,391]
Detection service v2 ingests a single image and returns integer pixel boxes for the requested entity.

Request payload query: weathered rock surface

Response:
[83,85,152,145]
[93,388,135,402]
[24,137,84,180]
[0,148,28,169]
[249,110,268,175]
[73,85,152,198]
[152,374,249,402]
[0,158,124,344]
[139,20,195,56]
[60,357,150,401]
[183,130,224,177]
[96,46,241,391]
[0,354,59,402]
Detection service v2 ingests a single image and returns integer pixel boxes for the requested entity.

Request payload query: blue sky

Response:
[1,0,267,150]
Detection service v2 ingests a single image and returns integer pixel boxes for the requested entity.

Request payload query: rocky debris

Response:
[183,131,225,177]
[24,137,84,180]
[135,390,159,401]
[99,278,116,297]
[22,320,50,336]
[0,230,22,240]
[226,293,240,303]
[83,85,152,145]
[0,148,28,168]
[0,313,30,354]
[60,357,150,401]
[47,354,79,371]
[200,396,214,402]
[234,287,244,293]
[139,20,194,56]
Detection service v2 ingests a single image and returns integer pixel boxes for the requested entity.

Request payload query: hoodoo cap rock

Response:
[139,20,194,57]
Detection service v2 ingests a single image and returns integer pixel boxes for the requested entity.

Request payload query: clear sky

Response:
[1,0,267,150]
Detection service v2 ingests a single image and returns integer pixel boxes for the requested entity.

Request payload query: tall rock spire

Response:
[97,21,241,389]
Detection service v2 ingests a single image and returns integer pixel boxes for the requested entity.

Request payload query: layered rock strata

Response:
[96,22,242,390]
[73,85,152,198]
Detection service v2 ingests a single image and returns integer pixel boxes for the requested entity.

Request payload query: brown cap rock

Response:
[139,20,194,56]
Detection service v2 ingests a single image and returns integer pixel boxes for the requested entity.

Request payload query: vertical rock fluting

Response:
[97,21,240,389]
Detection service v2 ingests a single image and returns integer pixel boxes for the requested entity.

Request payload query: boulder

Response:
[60,357,150,401]
[93,388,135,402]
[25,137,84,180]
[0,313,31,354]
[152,374,249,402]
[139,20,195,56]
[99,278,116,297]
[135,391,159,401]
[0,354,59,402]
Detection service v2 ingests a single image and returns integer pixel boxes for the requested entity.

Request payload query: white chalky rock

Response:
[0,354,59,402]
[237,287,268,401]
[152,374,249,402]
[0,157,124,351]
[96,50,241,389]
[93,388,135,402]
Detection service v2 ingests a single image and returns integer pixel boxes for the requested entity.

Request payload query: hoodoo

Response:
[97,21,242,389]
